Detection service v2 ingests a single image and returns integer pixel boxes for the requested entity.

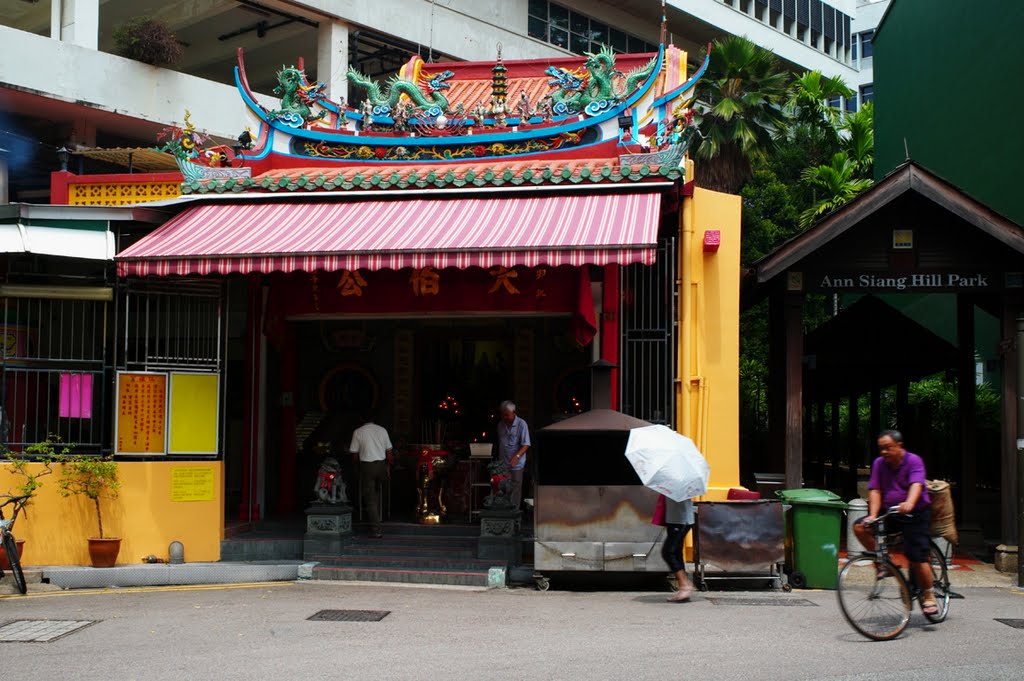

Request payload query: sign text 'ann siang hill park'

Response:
[815,272,994,291]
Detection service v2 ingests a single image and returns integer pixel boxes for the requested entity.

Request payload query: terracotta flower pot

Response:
[87,537,121,568]
[0,539,25,570]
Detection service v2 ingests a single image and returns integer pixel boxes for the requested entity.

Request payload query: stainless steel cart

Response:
[693,500,787,591]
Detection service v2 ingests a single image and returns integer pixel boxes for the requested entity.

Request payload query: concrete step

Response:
[313,554,496,571]
[311,564,494,587]
[338,544,477,559]
[220,538,303,562]
[1,568,44,585]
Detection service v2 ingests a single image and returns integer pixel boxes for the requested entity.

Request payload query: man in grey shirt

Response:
[496,400,530,510]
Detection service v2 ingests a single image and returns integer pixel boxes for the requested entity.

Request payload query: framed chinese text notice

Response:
[168,372,220,455]
[115,372,168,455]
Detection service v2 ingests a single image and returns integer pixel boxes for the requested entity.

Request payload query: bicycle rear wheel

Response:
[837,554,911,640]
[2,532,27,595]
[924,541,951,623]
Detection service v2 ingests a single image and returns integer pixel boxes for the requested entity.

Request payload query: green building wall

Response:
[874,1,1024,226]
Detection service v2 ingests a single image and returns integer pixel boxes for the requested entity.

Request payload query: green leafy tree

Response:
[785,71,854,143]
[840,101,875,176]
[57,455,121,539]
[692,36,790,194]
[799,152,874,227]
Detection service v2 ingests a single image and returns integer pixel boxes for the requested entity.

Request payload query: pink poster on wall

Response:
[59,373,93,419]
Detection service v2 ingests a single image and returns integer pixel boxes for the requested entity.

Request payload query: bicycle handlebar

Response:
[862,506,912,526]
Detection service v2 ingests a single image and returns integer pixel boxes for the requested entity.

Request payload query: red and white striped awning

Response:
[116,192,662,276]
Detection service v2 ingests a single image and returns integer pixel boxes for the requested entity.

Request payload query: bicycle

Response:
[0,494,29,595]
[836,507,951,640]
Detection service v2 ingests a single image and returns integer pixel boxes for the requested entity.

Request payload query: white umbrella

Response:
[624,424,710,502]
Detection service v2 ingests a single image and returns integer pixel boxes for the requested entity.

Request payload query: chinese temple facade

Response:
[4,39,741,565]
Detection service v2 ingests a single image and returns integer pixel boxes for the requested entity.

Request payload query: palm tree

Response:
[692,36,790,194]
[785,71,854,142]
[840,101,874,177]
[798,152,874,227]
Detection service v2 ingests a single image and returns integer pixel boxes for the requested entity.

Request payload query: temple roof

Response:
[181,156,686,195]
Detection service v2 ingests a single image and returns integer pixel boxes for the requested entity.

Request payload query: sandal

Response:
[667,584,693,602]
[921,599,939,616]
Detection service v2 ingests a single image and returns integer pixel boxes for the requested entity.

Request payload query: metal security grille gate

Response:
[0,291,111,452]
[619,237,677,425]
[120,280,224,373]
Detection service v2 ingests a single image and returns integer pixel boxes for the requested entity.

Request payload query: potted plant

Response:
[57,453,122,567]
[112,17,184,67]
[0,438,60,569]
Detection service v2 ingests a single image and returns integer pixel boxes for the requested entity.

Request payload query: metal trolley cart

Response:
[693,499,787,591]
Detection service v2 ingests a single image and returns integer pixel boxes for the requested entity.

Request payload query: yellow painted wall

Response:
[678,186,742,502]
[1,461,224,566]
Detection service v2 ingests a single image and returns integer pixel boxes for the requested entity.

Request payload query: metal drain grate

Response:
[995,619,1024,629]
[308,609,390,622]
[0,620,98,642]
[707,597,817,607]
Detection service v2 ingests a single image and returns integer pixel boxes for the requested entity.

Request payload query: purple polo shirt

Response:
[868,451,931,511]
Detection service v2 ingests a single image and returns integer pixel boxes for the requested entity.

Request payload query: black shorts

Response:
[884,509,932,563]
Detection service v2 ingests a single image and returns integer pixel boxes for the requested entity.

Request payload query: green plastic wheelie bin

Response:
[776,489,848,589]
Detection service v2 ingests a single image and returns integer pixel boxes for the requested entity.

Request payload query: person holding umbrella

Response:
[661,496,696,602]
[624,423,710,603]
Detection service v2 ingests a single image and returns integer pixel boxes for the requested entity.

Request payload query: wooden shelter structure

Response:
[746,161,1024,545]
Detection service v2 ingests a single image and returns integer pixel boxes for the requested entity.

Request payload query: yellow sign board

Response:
[168,373,219,455]
[170,466,216,502]
[116,372,168,455]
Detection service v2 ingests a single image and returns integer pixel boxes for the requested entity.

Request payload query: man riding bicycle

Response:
[853,429,938,616]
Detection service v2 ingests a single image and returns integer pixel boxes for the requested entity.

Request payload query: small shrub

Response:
[113,17,183,67]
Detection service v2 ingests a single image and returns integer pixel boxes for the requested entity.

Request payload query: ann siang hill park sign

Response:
[809,272,1001,292]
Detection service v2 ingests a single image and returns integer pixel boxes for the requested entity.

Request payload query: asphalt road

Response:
[1,580,1023,681]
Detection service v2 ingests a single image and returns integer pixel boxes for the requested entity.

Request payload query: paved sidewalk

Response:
[1,556,1018,595]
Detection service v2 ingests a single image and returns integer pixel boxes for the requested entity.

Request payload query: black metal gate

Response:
[619,238,677,425]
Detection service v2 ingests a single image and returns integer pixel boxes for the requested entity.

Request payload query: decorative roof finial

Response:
[660,0,667,46]
[492,41,508,103]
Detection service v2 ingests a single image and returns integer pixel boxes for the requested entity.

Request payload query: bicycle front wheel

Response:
[2,532,27,595]
[925,541,951,623]
[837,554,911,641]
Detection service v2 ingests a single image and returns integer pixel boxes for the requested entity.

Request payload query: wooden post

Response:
[1002,299,1019,545]
[784,292,803,490]
[957,295,978,525]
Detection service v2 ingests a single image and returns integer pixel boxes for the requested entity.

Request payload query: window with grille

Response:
[1,292,111,453]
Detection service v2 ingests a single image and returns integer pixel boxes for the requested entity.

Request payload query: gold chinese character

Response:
[409,266,441,296]
[488,267,520,294]
[337,269,368,296]
[535,267,548,280]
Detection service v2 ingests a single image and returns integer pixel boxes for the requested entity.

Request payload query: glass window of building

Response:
[860,30,874,59]
[860,84,873,106]
[528,1,655,54]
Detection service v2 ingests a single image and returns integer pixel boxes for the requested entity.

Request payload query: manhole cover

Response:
[0,620,98,642]
[706,597,817,607]
[995,619,1024,629]
[308,610,390,622]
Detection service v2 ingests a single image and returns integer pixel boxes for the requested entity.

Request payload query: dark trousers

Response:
[661,523,693,573]
[360,460,386,533]
[509,468,524,510]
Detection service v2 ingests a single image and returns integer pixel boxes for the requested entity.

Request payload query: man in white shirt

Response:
[349,412,393,538]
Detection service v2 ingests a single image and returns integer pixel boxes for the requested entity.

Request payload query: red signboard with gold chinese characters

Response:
[115,372,168,455]
[265,266,597,348]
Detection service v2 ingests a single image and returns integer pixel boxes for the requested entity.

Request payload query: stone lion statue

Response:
[313,455,348,505]
[483,458,513,510]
